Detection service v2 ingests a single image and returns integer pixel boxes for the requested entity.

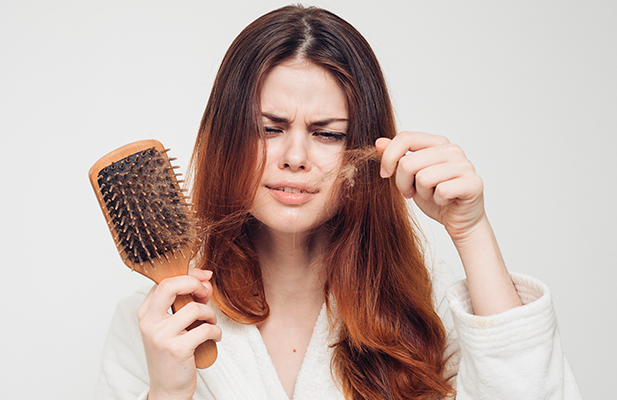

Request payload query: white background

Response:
[1,1,615,398]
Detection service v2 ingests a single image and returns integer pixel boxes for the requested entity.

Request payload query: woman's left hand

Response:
[376,131,486,243]
[378,131,523,315]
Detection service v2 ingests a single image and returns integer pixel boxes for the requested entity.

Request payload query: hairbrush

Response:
[89,139,217,368]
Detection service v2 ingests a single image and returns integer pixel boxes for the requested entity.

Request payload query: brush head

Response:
[89,140,197,281]
[90,140,217,368]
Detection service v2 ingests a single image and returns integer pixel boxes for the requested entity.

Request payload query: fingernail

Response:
[204,270,213,278]
[380,168,388,178]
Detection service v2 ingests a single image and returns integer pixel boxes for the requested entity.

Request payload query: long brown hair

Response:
[190,5,454,400]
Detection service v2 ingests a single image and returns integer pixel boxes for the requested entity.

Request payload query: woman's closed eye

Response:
[265,127,284,137]
[264,127,345,142]
[313,131,346,142]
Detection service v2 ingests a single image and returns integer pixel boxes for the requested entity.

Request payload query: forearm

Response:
[451,216,522,316]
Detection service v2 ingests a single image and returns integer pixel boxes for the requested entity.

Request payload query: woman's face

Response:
[250,59,348,235]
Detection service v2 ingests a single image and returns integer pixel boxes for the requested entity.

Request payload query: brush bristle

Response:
[96,147,195,269]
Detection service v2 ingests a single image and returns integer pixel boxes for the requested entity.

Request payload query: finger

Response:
[432,173,484,206]
[380,132,449,177]
[188,267,213,282]
[413,161,470,200]
[146,301,218,351]
[409,165,435,201]
[393,148,451,198]
[193,280,213,304]
[175,301,218,327]
[375,137,395,180]
[188,268,214,303]
[137,284,158,320]
[167,308,221,359]
[148,276,208,319]
[401,143,467,174]
[393,152,418,198]
[375,137,391,154]
[397,131,450,152]
[191,280,213,306]
[395,142,471,198]
[183,321,223,347]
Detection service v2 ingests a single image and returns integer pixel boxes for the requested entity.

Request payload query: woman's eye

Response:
[314,131,346,142]
[265,127,283,136]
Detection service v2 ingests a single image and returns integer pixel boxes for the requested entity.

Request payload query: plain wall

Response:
[1,0,615,398]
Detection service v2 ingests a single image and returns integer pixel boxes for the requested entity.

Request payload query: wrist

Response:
[446,212,490,249]
[449,215,522,315]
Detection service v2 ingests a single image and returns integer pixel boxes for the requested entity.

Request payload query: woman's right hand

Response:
[137,268,222,400]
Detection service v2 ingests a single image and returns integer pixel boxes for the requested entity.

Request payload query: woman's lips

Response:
[266,184,317,205]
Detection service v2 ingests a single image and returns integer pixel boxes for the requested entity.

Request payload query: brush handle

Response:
[172,294,218,369]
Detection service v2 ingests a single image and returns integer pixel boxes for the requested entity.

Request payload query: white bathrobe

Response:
[94,272,583,400]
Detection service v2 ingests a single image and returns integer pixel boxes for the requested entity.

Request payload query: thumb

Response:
[375,137,391,154]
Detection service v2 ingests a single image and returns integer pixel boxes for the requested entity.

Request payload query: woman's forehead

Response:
[260,62,348,123]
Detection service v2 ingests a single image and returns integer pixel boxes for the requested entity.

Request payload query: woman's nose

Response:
[278,133,310,172]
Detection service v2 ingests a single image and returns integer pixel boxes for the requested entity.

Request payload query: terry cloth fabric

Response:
[95,272,583,400]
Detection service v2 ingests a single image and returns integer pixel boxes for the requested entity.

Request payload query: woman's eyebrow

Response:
[311,118,348,127]
[262,113,348,127]
[262,112,288,123]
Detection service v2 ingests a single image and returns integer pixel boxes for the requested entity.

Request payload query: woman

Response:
[96,5,581,400]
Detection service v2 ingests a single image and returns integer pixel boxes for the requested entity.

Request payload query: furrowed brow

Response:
[311,118,348,127]
[262,113,348,127]
[262,113,289,124]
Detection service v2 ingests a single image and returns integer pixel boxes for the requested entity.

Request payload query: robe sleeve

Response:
[440,272,583,400]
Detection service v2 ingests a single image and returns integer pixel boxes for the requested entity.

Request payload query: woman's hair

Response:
[190,5,454,400]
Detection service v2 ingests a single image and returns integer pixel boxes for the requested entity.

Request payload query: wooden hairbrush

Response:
[89,139,217,368]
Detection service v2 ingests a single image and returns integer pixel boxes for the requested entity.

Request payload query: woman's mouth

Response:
[266,184,317,204]
[272,187,311,194]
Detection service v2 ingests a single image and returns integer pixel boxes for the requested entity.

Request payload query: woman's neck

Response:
[251,224,325,311]
[250,224,327,400]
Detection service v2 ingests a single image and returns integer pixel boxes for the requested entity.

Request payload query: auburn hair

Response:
[190,5,454,400]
